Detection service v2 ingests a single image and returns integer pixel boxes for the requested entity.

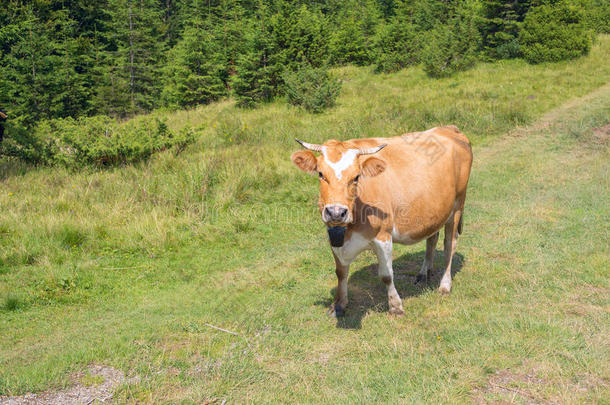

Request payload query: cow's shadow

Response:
[315,250,464,329]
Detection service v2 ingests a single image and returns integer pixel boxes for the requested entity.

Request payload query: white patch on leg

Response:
[331,232,371,266]
[322,147,359,180]
[373,238,404,315]
[372,238,393,278]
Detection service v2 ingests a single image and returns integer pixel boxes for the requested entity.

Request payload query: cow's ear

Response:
[361,157,386,177]
[291,150,317,173]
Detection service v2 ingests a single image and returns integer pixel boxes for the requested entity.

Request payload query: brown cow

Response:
[291,126,473,316]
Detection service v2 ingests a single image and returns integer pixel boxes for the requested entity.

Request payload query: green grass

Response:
[0,37,609,403]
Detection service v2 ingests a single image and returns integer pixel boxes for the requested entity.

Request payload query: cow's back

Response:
[349,126,473,243]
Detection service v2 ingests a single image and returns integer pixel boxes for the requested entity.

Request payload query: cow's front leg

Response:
[329,254,349,317]
[373,234,404,315]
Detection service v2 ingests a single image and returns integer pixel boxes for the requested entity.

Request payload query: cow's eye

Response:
[318,172,326,181]
[350,175,360,184]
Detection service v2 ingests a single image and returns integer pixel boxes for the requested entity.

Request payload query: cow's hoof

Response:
[328,303,345,317]
[415,273,427,284]
[389,307,405,316]
[438,285,451,294]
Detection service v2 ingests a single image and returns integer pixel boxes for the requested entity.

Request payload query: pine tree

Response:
[480,0,533,59]
[99,0,165,116]
[328,0,380,66]
[161,23,227,108]
[232,5,282,107]
[0,3,94,127]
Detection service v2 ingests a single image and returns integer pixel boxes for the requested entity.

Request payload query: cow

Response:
[291,126,473,316]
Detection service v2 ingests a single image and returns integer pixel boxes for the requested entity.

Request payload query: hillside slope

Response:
[1,44,609,402]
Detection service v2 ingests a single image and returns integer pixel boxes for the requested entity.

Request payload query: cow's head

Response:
[291,139,387,228]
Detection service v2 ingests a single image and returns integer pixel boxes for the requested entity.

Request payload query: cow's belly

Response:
[331,232,372,266]
[391,199,457,244]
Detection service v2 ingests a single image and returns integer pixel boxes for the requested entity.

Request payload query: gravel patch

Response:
[0,365,130,405]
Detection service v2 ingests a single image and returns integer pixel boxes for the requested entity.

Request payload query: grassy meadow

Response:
[0,36,609,403]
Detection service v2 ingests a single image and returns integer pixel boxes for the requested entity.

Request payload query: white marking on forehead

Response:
[321,147,359,180]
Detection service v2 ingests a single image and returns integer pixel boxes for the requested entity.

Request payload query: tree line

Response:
[0,0,607,129]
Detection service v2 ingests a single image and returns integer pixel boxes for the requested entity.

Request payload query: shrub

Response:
[283,65,342,113]
[0,122,44,163]
[421,11,481,78]
[519,1,593,64]
[585,0,610,34]
[1,116,194,167]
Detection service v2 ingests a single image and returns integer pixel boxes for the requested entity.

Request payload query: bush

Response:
[1,116,194,167]
[0,122,44,163]
[421,11,481,78]
[520,1,593,64]
[283,65,342,113]
[585,0,610,34]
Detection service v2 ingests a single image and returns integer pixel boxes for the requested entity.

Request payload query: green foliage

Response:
[0,0,606,129]
[584,0,610,33]
[96,0,166,116]
[232,17,283,108]
[1,116,194,167]
[0,123,44,163]
[328,0,380,66]
[0,4,96,126]
[520,1,593,63]
[283,65,342,113]
[480,0,533,59]
[329,17,374,66]
[276,5,329,69]
[374,20,422,73]
[161,26,227,108]
[421,9,481,78]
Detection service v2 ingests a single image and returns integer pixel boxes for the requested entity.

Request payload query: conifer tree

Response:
[480,0,532,59]
[100,0,165,116]
[232,6,281,107]
[161,23,226,108]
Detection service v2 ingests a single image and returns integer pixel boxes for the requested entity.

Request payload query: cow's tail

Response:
[457,213,463,235]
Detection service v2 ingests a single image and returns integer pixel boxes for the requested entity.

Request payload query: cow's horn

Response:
[295,138,323,152]
[357,144,387,155]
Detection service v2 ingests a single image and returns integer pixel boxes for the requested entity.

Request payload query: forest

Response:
[0,0,608,164]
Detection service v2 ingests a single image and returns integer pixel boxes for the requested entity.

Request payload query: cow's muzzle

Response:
[327,226,346,247]
[322,204,350,224]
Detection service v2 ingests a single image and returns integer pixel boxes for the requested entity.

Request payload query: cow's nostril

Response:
[325,205,348,222]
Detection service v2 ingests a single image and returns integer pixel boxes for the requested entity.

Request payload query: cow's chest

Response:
[331,232,372,266]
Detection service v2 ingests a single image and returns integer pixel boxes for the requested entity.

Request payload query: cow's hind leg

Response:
[373,235,404,315]
[416,232,439,284]
[329,254,349,317]
[439,209,462,294]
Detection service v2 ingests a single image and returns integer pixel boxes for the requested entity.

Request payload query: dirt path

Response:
[0,365,134,405]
